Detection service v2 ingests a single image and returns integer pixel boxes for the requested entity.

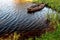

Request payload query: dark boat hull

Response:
[27,3,46,13]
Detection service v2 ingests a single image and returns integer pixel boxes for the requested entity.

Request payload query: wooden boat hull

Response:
[27,3,46,13]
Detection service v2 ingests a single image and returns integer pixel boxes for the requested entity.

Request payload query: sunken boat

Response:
[27,3,46,13]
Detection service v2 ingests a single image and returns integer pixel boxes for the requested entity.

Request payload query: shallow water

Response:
[0,0,56,35]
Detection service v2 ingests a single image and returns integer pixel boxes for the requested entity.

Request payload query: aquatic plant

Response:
[0,32,20,40]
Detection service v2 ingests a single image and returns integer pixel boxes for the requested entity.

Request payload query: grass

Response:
[39,13,60,40]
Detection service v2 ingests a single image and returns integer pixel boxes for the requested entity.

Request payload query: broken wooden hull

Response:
[27,3,46,13]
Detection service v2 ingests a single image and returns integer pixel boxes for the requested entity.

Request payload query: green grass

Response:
[39,13,60,40]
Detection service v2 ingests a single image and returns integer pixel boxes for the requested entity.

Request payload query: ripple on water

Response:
[0,0,56,35]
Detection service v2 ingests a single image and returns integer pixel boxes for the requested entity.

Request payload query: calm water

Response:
[0,0,56,35]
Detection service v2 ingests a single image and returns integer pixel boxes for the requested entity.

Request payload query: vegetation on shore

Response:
[35,13,60,40]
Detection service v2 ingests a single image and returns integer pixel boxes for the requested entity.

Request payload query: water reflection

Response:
[0,0,56,35]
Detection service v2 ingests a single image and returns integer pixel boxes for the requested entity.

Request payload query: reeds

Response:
[0,32,20,40]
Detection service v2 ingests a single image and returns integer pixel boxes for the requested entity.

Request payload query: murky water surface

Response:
[0,0,56,35]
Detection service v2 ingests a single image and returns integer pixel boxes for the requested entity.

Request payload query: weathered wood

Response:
[27,3,46,13]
